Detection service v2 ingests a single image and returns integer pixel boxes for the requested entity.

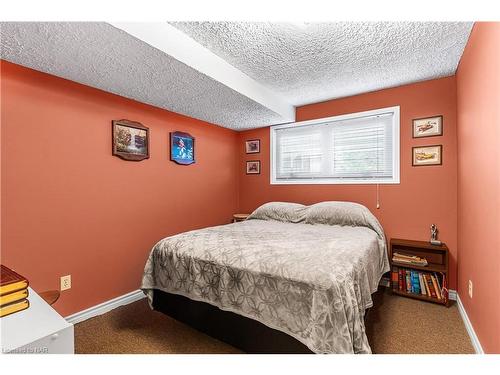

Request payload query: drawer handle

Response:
[51,333,59,340]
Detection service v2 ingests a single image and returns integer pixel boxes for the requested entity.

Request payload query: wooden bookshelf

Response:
[389,238,450,307]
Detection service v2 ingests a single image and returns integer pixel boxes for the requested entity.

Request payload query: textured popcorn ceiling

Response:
[1,22,473,130]
[0,22,284,130]
[171,22,473,106]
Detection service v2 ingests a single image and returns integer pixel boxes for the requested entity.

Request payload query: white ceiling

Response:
[171,22,473,106]
[1,22,473,130]
[0,22,284,130]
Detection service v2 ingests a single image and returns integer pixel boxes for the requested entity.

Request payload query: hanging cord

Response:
[376,184,380,209]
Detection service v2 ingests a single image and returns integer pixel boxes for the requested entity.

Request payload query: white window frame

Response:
[270,106,400,185]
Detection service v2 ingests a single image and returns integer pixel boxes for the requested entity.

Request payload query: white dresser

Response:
[0,287,74,354]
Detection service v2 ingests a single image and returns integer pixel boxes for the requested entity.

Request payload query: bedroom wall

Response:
[456,22,500,353]
[0,61,239,316]
[238,77,459,289]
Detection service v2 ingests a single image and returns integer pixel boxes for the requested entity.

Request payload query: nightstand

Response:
[389,238,450,306]
[0,287,74,353]
[232,213,249,223]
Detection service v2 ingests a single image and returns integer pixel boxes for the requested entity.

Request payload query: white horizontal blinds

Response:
[274,112,395,181]
[275,125,323,179]
[330,114,393,179]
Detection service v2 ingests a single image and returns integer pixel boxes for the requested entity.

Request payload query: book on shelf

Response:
[431,274,442,300]
[391,266,447,302]
[425,273,434,296]
[411,271,420,294]
[422,274,428,295]
[440,272,449,303]
[434,272,444,300]
[392,252,428,266]
[425,274,437,298]
[418,273,426,296]
[391,269,398,290]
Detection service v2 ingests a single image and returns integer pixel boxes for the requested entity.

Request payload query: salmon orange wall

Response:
[0,61,239,316]
[238,77,458,288]
[456,22,500,353]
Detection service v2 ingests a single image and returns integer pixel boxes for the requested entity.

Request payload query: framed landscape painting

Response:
[412,115,443,138]
[112,119,149,161]
[170,131,195,165]
[246,160,260,174]
[412,145,442,166]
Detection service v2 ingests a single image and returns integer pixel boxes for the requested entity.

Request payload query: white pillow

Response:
[247,202,306,223]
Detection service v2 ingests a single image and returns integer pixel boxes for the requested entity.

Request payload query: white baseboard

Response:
[456,293,484,354]
[449,289,457,301]
[65,289,146,325]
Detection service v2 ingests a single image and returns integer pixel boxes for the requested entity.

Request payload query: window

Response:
[271,106,400,184]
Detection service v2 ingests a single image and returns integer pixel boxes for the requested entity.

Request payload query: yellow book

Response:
[0,280,28,295]
[0,288,29,307]
[0,299,29,318]
[1,265,29,296]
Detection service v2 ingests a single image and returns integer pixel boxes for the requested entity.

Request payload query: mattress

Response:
[141,201,389,353]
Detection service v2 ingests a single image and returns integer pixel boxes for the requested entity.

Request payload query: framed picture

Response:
[412,145,442,166]
[245,139,260,154]
[412,115,443,138]
[112,119,149,161]
[246,160,260,174]
[170,131,195,165]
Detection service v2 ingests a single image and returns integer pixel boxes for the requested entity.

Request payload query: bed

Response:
[141,201,390,354]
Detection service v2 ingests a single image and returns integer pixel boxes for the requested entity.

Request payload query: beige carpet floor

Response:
[75,288,474,354]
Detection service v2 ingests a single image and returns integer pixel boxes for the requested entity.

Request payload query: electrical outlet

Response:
[60,275,71,291]
[468,279,473,298]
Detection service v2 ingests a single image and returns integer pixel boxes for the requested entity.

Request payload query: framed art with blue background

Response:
[170,131,195,165]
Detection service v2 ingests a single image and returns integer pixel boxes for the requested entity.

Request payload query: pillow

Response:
[305,201,388,276]
[247,202,307,223]
[305,200,385,243]
[304,201,374,227]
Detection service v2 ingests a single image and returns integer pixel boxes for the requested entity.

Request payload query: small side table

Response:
[1,287,74,354]
[389,238,450,306]
[233,213,249,223]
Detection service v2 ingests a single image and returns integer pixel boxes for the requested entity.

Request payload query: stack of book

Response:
[392,252,428,266]
[391,266,448,302]
[0,265,30,318]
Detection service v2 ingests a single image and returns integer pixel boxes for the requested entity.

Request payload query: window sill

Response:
[270,178,400,185]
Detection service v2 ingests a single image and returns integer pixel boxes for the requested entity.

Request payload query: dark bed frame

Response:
[152,289,313,353]
[153,289,374,353]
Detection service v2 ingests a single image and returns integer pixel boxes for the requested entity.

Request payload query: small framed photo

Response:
[246,160,260,174]
[245,139,260,154]
[112,119,149,161]
[412,115,443,138]
[412,145,442,166]
[170,131,195,165]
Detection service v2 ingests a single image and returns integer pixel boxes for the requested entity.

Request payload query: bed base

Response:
[152,289,313,354]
